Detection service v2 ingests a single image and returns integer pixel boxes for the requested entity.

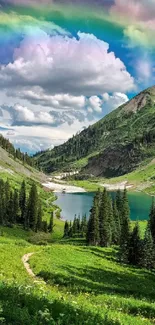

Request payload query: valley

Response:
[1,90,155,324]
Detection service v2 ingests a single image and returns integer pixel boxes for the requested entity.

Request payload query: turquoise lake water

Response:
[56,191,154,221]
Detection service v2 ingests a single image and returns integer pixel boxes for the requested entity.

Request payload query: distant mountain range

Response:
[34,86,155,177]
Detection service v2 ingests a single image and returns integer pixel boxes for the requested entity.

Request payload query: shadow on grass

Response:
[38,264,155,320]
[0,282,117,325]
[39,264,155,298]
[77,246,118,261]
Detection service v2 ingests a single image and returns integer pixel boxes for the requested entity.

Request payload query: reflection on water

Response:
[56,191,153,221]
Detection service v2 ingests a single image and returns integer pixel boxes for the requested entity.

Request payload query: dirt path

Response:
[22,253,46,284]
[22,253,35,277]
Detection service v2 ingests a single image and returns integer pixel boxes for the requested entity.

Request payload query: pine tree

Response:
[112,199,121,245]
[81,214,87,238]
[42,220,48,233]
[128,222,141,266]
[27,183,38,231]
[99,189,111,247]
[120,189,130,262]
[148,198,155,242]
[64,221,69,237]
[77,215,81,235]
[37,201,43,231]
[72,215,78,236]
[8,191,14,224]
[116,189,122,224]
[141,225,155,269]
[13,189,19,224]
[0,180,5,225]
[19,180,26,225]
[87,192,100,246]
[68,221,73,237]
[49,211,54,233]
[5,179,11,222]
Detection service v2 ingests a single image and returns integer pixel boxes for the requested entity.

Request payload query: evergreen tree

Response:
[0,180,5,225]
[116,190,122,224]
[5,179,11,221]
[81,214,87,237]
[112,199,121,244]
[87,192,100,246]
[128,222,141,266]
[120,189,130,262]
[77,215,81,235]
[49,211,54,233]
[27,183,38,231]
[13,189,20,224]
[64,220,69,237]
[37,201,43,231]
[99,189,111,247]
[68,221,73,237]
[148,198,155,242]
[19,180,26,225]
[42,220,48,233]
[72,215,78,236]
[141,225,155,269]
[8,191,14,224]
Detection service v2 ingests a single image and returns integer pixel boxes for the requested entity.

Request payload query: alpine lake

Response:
[56,191,153,221]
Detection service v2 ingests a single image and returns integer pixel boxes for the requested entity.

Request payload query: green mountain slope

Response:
[34,86,155,177]
[0,140,47,185]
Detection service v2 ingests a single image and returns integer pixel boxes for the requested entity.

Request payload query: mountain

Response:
[0,135,47,183]
[34,86,155,177]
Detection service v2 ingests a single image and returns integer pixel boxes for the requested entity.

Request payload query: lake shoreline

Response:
[42,177,155,196]
[42,180,86,193]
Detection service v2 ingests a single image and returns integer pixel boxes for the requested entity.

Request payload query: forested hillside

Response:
[34,86,155,177]
[0,140,47,185]
[0,134,33,167]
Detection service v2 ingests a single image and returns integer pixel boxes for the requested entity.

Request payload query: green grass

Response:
[68,179,101,192]
[68,159,155,194]
[29,244,155,324]
[0,220,154,325]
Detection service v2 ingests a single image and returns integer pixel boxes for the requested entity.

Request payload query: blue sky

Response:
[0,0,154,154]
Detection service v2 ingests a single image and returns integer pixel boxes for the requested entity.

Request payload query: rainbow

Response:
[0,0,154,50]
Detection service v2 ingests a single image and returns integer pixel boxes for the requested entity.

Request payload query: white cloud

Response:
[0,32,134,98]
[0,18,134,153]
[1,103,87,127]
[102,92,129,113]
[87,96,102,113]
[7,88,86,109]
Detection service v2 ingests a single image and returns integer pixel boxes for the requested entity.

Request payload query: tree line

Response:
[0,134,34,167]
[0,179,54,233]
[64,188,155,270]
[64,214,87,238]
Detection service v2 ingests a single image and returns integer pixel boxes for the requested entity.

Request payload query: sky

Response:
[0,0,154,154]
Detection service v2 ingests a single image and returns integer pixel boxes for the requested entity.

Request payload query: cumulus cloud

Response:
[0,32,134,98]
[102,92,129,113]
[7,88,86,110]
[87,96,102,113]
[1,104,87,127]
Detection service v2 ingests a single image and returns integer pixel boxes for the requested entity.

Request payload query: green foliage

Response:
[128,222,141,266]
[34,86,155,177]
[87,190,100,246]
[0,134,33,167]
[140,226,155,269]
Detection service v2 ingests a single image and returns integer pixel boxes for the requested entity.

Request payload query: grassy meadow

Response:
[1,219,155,324]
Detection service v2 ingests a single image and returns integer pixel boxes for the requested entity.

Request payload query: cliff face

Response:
[84,144,143,177]
[34,86,155,177]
